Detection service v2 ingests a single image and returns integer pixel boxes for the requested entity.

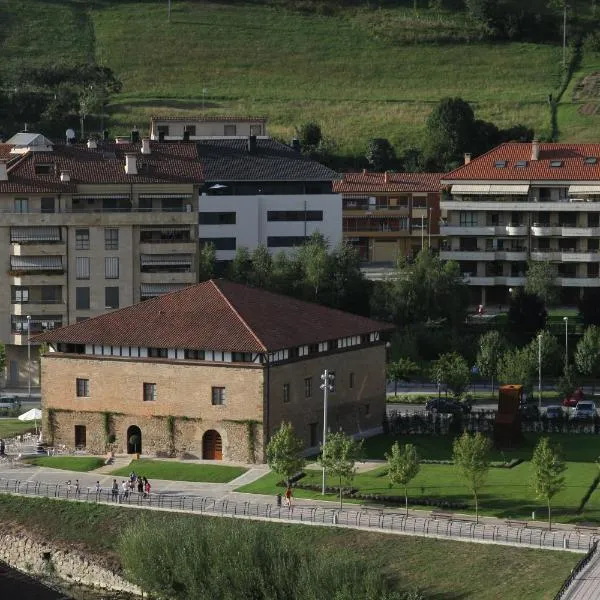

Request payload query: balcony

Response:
[561,251,600,262]
[10,243,65,256]
[494,276,527,286]
[562,227,600,237]
[530,251,561,261]
[441,225,496,236]
[497,225,528,236]
[464,276,497,286]
[440,250,495,261]
[495,250,528,261]
[558,276,600,287]
[11,303,66,316]
[531,224,561,236]
[139,272,196,285]
[139,242,196,254]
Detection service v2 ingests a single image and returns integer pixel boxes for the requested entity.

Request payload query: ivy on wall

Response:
[167,415,176,457]
[224,419,262,463]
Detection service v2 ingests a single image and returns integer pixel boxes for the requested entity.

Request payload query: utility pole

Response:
[421,215,424,250]
[538,333,542,409]
[320,370,335,495]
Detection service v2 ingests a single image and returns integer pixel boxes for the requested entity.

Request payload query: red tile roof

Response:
[0,141,204,193]
[334,172,443,193]
[35,280,393,352]
[443,143,600,181]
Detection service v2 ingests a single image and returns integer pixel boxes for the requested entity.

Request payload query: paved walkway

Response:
[561,546,600,599]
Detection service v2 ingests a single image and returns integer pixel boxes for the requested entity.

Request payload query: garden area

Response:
[111,459,247,483]
[0,419,35,439]
[24,456,105,472]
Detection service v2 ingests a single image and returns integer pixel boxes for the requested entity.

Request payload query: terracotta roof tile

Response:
[334,172,443,193]
[443,143,600,181]
[35,280,393,352]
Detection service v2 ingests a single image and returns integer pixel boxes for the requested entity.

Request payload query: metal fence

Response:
[554,541,598,599]
[0,476,596,553]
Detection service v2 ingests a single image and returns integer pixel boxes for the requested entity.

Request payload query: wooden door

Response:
[74,425,86,448]
[203,430,222,460]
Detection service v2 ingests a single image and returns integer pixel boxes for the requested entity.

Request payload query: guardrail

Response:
[0,476,596,552]
[554,541,598,599]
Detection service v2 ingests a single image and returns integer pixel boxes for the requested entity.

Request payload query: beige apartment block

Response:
[37,280,391,462]
[150,116,268,140]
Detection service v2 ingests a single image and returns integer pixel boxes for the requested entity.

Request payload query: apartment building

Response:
[0,133,202,387]
[150,116,267,140]
[197,137,341,261]
[333,171,443,264]
[441,141,600,306]
[36,279,392,461]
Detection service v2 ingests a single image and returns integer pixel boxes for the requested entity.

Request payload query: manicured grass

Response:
[24,456,106,472]
[0,494,578,599]
[111,459,247,483]
[0,419,35,439]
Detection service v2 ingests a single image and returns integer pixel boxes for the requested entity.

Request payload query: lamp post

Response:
[428,207,432,249]
[26,315,31,401]
[563,316,569,371]
[421,215,424,250]
[538,333,543,409]
[320,369,335,495]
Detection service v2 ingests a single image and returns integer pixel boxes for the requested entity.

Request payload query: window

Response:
[349,372,355,389]
[143,382,157,402]
[105,257,119,279]
[41,286,61,304]
[494,160,507,168]
[550,160,563,168]
[211,386,226,405]
[309,422,318,447]
[199,237,236,251]
[232,352,252,362]
[14,198,28,213]
[283,383,290,403]
[105,228,119,250]
[250,124,262,136]
[76,378,89,397]
[304,377,312,398]
[76,256,90,279]
[76,287,90,310]
[585,157,598,165]
[12,287,29,303]
[459,212,477,227]
[41,197,55,213]
[412,197,427,208]
[105,287,119,309]
[148,347,168,358]
[35,164,53,175]
[267,236,308,248]
[157,125,169,136]
[515,160,528,168]
[185,349,205,360]
[75,229,90,250]
[224,124,237,136]
[267,211,323,222]
[184,124,196,136]
[199,212,236,225]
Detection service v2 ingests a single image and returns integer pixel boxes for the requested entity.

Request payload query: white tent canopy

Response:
[18,408,42,422]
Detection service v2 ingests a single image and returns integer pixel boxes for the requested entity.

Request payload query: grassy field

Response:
[111,459,247,482]
[25,456,105,472]
[0,419,35,439]
[0,494,578,599]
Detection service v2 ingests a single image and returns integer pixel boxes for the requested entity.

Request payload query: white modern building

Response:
[150,116,267,140]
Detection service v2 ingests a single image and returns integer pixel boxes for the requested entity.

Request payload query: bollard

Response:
[531,511,536,520]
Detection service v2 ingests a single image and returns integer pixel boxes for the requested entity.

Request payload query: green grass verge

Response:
[0,494,577,599]
[0,419,35,439]
[111,459,247,483]
[24,456,106,472]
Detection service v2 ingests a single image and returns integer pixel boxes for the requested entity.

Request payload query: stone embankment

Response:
[0,531,141,596]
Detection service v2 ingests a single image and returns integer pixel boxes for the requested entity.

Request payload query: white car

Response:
[573,401,597,420]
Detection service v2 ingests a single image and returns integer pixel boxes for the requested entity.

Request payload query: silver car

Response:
[573,401,597,420]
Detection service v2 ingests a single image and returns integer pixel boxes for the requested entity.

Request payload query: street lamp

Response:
[26,315,31,401]
[320,369,335,495]
[428,207,432,249]
[538,333,543,409]
[563,316,569,370]
[421,215,424,250]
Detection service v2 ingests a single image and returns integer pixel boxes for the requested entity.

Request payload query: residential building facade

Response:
[441,142,600,306]
[37,280,391,462]
[150,116,268,140]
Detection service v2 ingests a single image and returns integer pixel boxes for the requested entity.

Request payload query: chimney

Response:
[362,168,367,175]
[125,153,137,175]
[87,138,97,150]
[60,170,70,183]
[131,126,140,144]
[291,138,301,152]
[531,139,540,161]
[141,137,151,155]
[0,162,7,181]
[464,153,471,165]
[384,171,388,183]
[247,135,257,154]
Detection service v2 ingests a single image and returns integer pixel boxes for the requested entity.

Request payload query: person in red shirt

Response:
[284,486,292,507]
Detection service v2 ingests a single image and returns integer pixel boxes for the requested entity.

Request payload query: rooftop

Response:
[35,279,392,352]
[151,115,267,123]
[443,143,600,182]
[334,171,443,193]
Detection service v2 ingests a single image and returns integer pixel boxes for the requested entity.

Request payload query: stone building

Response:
[36,280,392,462]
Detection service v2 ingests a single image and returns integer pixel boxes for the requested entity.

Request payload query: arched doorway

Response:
[202,430,222,460]
[127,425,142,454]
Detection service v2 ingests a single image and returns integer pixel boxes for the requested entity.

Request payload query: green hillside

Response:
[2,1,600,153]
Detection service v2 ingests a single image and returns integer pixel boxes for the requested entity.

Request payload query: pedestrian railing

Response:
[554,540,598,599]
[0,476,596,552]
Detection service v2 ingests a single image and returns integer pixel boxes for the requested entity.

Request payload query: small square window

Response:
[143,382,156,402]
[76,378,89,397]
[212,386,226,406]
[283,383,290,403]
[304,377,312,398]
[550,160,563,168]
[224,124,237,136]
[585,157,597,165]
[515,160,527,168]
[349,372,355,389]
[494,160,507,168]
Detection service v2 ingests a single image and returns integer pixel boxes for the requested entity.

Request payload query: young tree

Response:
[387,358,420,395]
[250,244,273,289]
[295,121,322,151]
[476,330,507,397]
[385,442,420,515]
[432,352,470,399]
[319,431,363,509]
[227,247,252,283]
[525,261,559,307]
[497,347,536,391]
[298,232,329,299]
[575,325,600,381]
[531,437,566,530]
[266,422,305,482]
[198,242,215,282]
[365,138,397,172]
[453,432,492,523]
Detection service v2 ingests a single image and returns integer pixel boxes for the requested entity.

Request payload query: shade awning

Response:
[140,283,190,297]
[140,254,193,266]
[139,194,193,199]
[568,185,600,194]
[10,256,63,270]
[451,184,530,195]
[11,227,61,242]
[73,195,129,200]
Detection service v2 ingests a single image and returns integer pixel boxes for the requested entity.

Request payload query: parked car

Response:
[0,396,21,410]
[562,388,585,408]
[573,401,597,420]
[545,405,564,419]
[425,397,471,415]
[519,402,540,420]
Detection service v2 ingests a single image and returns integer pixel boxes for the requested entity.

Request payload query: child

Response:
[144,480,151,498]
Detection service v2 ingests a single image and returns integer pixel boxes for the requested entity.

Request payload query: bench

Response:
[505,520,528,528]
[575,523,599,534]
[430,511,455,520]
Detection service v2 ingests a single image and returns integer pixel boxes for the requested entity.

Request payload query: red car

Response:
[563,388,585,407]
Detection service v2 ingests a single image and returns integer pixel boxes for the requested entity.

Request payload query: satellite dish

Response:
[66,129,76,141]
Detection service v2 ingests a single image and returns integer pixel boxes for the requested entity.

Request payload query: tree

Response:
[386,442,420,515]
[387,358,420,395]
[524,261,559,307]
[497,347,536,391]
[250,244,273,289]
[476,330,507,397]
[198,242,216,281]
[365,138,397,172]
[575,325,600,380]
[531,437,566,530]
[524,330,562,377]
[507,289,547,340]
[296,121,322,151]
[266,422,305,482]
[319,431,363,509]
[579,288,600,326]
[557,364,578,400]
[432,352,470,399]
[297,232,329,299]
[227,247,252,283]
[453,432,492,523]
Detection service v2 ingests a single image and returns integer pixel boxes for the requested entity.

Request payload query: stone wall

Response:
[0,531,140,595]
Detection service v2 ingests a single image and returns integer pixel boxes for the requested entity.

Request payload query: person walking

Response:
[121,480,129,500]
[74,479,80,495]
[95,481,101,494]
[137,477,144,495]
[111,479,119,502]
[66,480,72,495]
[285,485,292,508]
[144,479,151,498]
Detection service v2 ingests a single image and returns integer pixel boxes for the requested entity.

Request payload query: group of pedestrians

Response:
[108,472,151,502]
[65,479,81,495]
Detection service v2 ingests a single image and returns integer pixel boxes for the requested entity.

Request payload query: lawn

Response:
[24,456,106,472]
[111,459,247,483]
[0,419,35,439]
[0,494,578,599]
